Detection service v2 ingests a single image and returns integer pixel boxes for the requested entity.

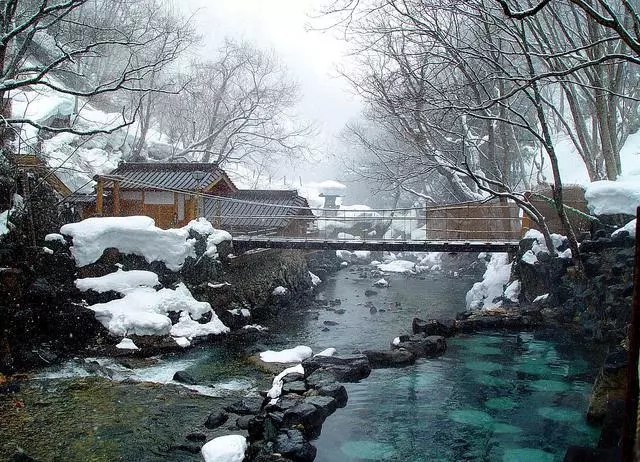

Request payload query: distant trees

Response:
[158,39,313,170]
[319,0,639,262]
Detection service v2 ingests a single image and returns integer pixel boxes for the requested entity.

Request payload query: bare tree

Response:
[158,39,313,170]
[0,0,193,148]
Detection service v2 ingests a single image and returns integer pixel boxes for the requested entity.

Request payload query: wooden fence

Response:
[521,185,592,236]
[425,201,522,241]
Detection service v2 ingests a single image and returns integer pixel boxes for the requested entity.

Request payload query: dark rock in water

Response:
[274,429,317,462]
[303,395,338,419]
[172,370,197,385]
[302,354,371,382]
[392,334,447,358]
[283,402,325,433]
[412,317,456,337]
[456,308,540,332]
[236,415,253,430]
[364,289,378,297]
[369,305,377,314]
[587,349,628,423]
[185,432,207,442]
[320,327,330,332]
[333,308,346,315]
[564,446,618,462]
[225,396,265,415]
[323,320,339,326]
[267,394,303,412]
[317,383,348,408]
[282,380,307,394]
[329,298,341,306]
[364,349,416,368]
[204,411,229,429]
[305,369,338,389]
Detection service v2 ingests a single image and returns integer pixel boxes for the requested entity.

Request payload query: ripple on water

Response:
[502,447,555,462]
[491,422,523,434]
[512,361,555,376]
[340,441,396,460]
[537,406,584,422]
[529,379,571,392]
[464,360,503,373]
[449,409,494,427]
[474,374,511,387]
[485,397,517,411]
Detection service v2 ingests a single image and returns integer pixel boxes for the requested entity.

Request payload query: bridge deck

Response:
[233,235,520,253]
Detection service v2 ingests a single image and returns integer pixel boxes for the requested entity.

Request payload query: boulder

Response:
[273,429,317,462]
[317,383,348,408]
[283,402,325,433]
[302,354,371,382]
[282,381,307,394]
[412,317,456,337]
[392,334,447,358]
[225,396,265,415]
[172,370,197,385]
[303,395,338,419]
[587,349,628,423]
[204,411,228,429]
[363,349,416,368]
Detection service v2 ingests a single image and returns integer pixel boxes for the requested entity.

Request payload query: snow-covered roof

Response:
[317,180,347,196]
[98,162,237,192]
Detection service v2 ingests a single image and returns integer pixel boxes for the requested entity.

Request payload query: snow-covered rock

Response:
[585,171,640,216]
[378,260,416,273]
[465,253,513,310]
[201,435,247,462]
[259,345,313,363]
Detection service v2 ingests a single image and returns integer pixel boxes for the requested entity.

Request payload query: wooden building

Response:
[93,162,315,235]
[204,190,315,236]
[94,162,237,228]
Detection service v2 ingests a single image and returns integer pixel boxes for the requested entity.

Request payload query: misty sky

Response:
[177,0,363,182]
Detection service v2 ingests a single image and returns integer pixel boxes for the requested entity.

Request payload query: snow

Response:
[317,180,347,195]
[60,216,196,271]
[338,232,356,239]
[75,269,159,293]
[613,219,636,238]
[0,210,9,238]
[315,347,336,357]
[259,345,313,363]
[392,337,401,346]
[466,253,513,310]
[533,293,549,303]
[201,434,247,462]
[272,286,288,296]
[354,250,371,260]
[182,217,215,236]
[523,229,568,257]
[373,278,389,288]
[521,250,538,265]
[44,233,66,243]
[336,249,353,261]
[309,271,322,286]
[173,337,191,348]
[116,338,139,350]
[585,171,640,215]
[86,283,227,338]
[504,280,521,302]
[266,363,305,399]
[378,260,416,273]
[43,247,53,255]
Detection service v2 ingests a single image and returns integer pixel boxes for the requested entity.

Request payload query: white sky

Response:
[177,0,361,150]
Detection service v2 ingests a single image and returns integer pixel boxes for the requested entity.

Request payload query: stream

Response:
[1,262,604,461]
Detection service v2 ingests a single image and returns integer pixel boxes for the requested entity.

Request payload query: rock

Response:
[168,443,201,454]
[333,308,346,315]
[236,415,253,430]
[274,429,317,462]
[323,320,338,326]
[587,349,628,423]
[412,317,456,337]
[283,402,325,433]
[363,349,416,368]
[302,354,371,382]
[225,396,265,415]
[305,369,338,389]
[563,446,617,462]
[8,451,38,462]
[597,399,625,449]
[204,411,229,429]
[364,289,378,296]
[303,395,338,419]
[267,394,303,412]
[392,334,447,358]
[317,383,348,408]
[172,370,197,385]
[282,381,307,394]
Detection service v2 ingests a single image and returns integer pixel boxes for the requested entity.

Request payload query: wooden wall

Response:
[522,186,591,236]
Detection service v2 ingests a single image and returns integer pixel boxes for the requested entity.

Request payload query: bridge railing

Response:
[220,203,523,242]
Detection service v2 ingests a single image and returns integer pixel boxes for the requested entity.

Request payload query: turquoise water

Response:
[271,268,603,462]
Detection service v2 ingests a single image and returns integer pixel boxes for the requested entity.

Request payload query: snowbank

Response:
[201,435,247,462]
[260,345,313,363]
[309,271,322,286]
[378,260,416,273]
[613,219,637,238]
[466,253,512,310]
[60,216,196,271]
[75,269,159,293]
[585,171,640,216]
[267,363,305,400]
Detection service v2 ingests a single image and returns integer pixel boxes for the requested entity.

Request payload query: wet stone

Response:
[283,402,325,430]
[317,383,348,408]
[282,381,307,394]
[185,432,207,442]
[225,396,265,415]
[267,394,303,412]
[204,411,228,429]
[303,395,338,419]
[364,349,416,368]
[274,429,317,462]
[172,370,197,385]
[236,415,253,430]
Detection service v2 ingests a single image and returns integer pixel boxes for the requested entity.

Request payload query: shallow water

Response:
[270,266,604,462]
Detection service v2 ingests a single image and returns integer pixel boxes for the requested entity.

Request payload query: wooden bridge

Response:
[230,202,523,253]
